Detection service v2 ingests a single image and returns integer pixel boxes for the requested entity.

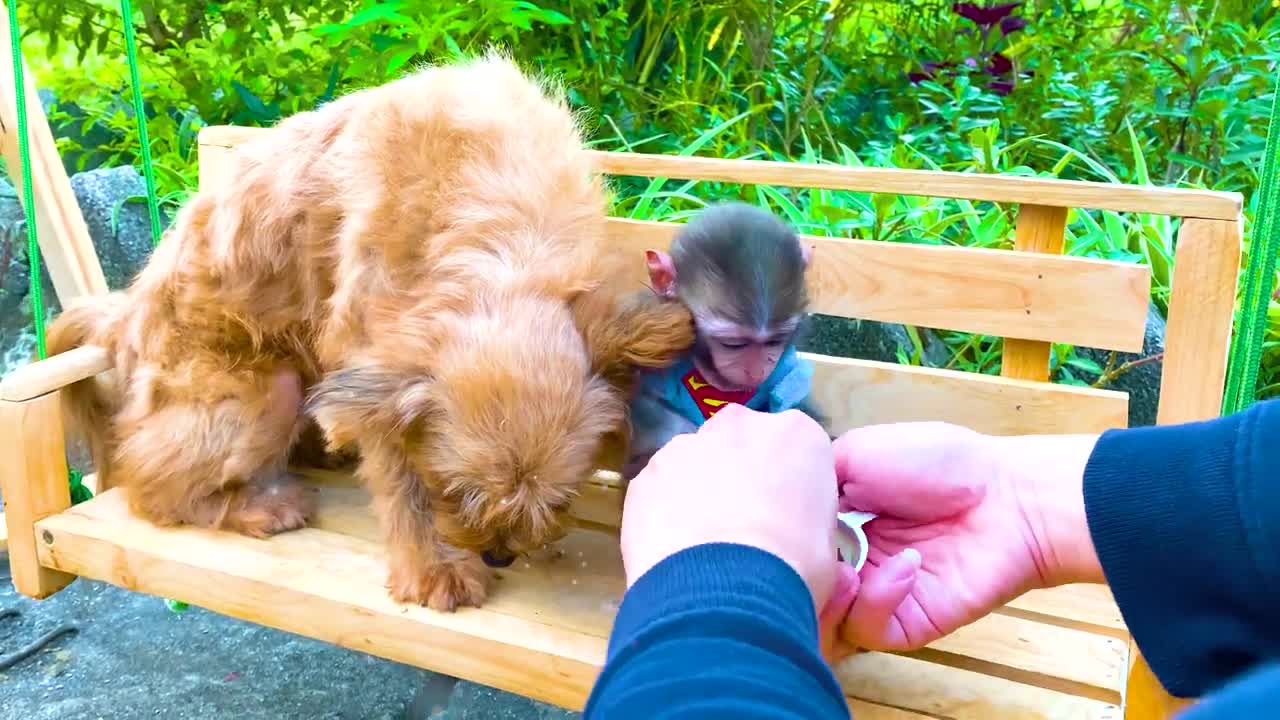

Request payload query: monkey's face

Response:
[697,322,794,391]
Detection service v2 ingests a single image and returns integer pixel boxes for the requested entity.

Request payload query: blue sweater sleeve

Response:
[1083,398,1280,699]
[1180,662,1280,720]
[584,542,849,719]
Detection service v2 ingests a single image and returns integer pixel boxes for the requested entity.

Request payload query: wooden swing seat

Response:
[1,124,1244,719]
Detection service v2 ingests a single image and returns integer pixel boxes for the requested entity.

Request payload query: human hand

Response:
[820,422,1104,659]
[620,403,840,612]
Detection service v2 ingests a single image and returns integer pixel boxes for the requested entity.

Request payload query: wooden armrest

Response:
[0,345,112,402]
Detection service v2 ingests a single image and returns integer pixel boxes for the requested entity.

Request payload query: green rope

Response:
[7,2,89,504]
[7,0,45,360]
[118,0,163,246]
[1223,72,1280,414]
[68,469,93,505]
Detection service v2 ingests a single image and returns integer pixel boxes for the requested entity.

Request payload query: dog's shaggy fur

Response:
[46,53,694,611]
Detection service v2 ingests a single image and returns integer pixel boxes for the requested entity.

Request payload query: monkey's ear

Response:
[305,365,439,450]
[644,249,677,297]
[801,243,815,267]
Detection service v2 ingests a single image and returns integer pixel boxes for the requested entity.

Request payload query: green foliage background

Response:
[16,0,1280,397]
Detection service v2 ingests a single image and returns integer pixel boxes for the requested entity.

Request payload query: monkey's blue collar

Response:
[637,345,814,428]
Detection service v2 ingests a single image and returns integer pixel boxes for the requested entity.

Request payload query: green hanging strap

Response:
[1223,72,1280,414]
[119,0,163,246]
[119,1,188,616]
[7,0,46,360]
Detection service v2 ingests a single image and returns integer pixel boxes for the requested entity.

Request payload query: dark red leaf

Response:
[988,79,1015,95]
[909,61,956,83]
[952,2,1022,26]
[1000,16,1028,34]
[987,52,1013,75]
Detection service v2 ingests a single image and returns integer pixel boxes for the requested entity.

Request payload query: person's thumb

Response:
[819,563,859,627]
[840,548,922,651]
[818,563,859,659]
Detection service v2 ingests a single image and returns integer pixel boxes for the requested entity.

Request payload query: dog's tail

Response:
[46,292,129,484]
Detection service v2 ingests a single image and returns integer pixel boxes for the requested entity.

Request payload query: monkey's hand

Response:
[781,391,831,436]
[624,391,697,479]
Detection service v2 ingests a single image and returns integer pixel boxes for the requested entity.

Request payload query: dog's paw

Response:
[388,555,489,612]
[232,475,317,538]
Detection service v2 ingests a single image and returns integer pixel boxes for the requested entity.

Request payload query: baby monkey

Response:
[622,202,825,479]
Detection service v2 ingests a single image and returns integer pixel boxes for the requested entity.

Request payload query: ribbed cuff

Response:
[1083,407,1258,696]
[607,542,819,661]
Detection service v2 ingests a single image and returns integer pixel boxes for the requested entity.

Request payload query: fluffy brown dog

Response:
[47,52,693,611]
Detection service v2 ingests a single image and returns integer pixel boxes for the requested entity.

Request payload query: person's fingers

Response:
[636,430,702,477]
[776,406,831,440]
[834,421,988,518]
[818,562,859,657]
[840,548,922,650]
[839,472,985,521]
[820,563,859,626]
[696,401,755,438]
[833,422,977,484]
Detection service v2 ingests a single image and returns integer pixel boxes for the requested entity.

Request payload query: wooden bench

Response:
[1,124,1243,719]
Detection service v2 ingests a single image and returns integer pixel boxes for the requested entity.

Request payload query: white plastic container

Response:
[835,510,876,572]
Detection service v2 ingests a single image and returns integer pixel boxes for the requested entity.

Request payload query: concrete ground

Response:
[0,556,580,720]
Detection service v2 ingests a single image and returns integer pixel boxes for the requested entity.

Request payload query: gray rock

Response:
[799,314,950,367]
[0,177,56,374]
[1075,302,1166,428]
[0,166,167,376]
[69,165,164,290]
[0,569,574,720]
[0,177,31,319]
[41,88,125,176]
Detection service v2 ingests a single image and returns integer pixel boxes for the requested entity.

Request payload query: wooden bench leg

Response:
[0,392,77,598]
[1125,641,1193,719]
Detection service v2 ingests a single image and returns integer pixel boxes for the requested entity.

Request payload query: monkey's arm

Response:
[622,390,699,480]
[791,395,833,437]
[765,350,832,435]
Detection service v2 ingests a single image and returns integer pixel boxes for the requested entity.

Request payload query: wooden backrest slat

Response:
[608,217,1150,352]
[197,126,1242,220]
[195,131,1153,352]
[587,150,1242,221]
[809,355,1128,436]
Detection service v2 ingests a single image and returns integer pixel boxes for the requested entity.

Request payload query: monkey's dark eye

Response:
[718,340,748,350]
[765,339,785,348]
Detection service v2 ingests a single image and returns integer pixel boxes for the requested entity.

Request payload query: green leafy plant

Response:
[13,0,1280,398]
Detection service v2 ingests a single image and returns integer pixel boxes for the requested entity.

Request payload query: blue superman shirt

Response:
[636,345,815,427]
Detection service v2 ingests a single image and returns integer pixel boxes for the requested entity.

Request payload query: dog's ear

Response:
[569,287,696,375]
[305,365,439,450]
